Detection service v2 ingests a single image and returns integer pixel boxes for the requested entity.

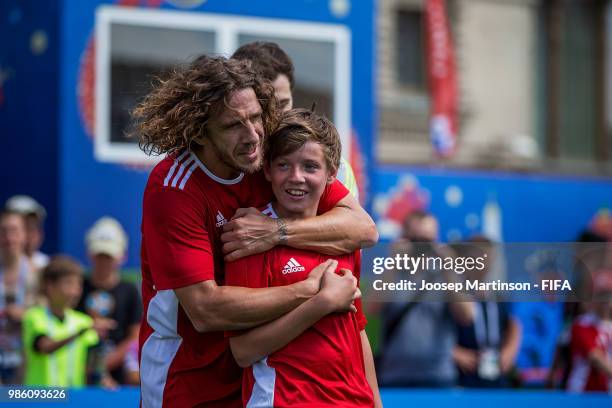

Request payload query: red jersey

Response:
[567,313,612,392]
[225,203,372,408]
[139,151,349,408]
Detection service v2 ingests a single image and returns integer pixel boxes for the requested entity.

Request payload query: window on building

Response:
[96,6,351,165]
[541,0,610,170]
[396,9,426,90]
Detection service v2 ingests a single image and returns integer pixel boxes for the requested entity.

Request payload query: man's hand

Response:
[317,268,360,313]
[221,208,280,261]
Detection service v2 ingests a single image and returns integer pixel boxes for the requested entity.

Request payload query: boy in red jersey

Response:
[567,293,612,392]
[133,56,377,407]
[226,109,382,407]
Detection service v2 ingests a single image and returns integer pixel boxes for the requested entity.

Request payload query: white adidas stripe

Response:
[171,157,195,188]
[178,161,198,190]
[163,151,189,187]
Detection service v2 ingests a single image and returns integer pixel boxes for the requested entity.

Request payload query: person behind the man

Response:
[232,41,361,200]
[226,109,382,407]
[77,216,141,385]
[5,195,49,270]
[23,255,113,387]
[132,55,376,407]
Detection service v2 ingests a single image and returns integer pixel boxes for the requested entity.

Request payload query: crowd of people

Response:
[0,195,142,388]
[374,210,612,393]
[1,39,610,408]
[2,197,609,396]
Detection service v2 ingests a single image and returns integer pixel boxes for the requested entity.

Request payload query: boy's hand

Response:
[317,268,360,313]
[300,259,337,298]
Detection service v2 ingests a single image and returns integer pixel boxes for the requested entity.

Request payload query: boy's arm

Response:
[360,330,383,408]
[34,329,89,354]
[229,269,359,368]
[221,193,378,261]
[34,317,114,354]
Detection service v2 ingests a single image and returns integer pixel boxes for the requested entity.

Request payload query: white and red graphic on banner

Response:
[425,0,458,157]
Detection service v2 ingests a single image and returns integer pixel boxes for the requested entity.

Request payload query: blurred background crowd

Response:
[1,0,612,399]
[0,194,610,392]
[0,195,141,388]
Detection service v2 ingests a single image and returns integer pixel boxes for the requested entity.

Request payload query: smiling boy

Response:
[225,109,382,408]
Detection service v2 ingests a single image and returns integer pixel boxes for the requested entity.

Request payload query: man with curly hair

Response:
[132,55,377,407]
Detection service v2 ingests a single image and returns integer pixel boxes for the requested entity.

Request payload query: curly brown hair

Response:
[264,108,341,175]
[132,55,279,156]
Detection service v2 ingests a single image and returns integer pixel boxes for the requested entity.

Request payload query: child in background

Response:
[23,255,114,387]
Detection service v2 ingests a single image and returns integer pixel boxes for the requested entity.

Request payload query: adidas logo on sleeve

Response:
[215,211,228,227]
[282,258,305,274]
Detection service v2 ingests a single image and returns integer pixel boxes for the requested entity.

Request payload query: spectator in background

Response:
[377,210,474,388]
[0,209,38,384]
[452,236,522,388]
[566,292,612,392]
[23,255,112,387]
[77,217,141,385]
[232,41,360,200]
[5,195,49,270]
[546,228,608,389]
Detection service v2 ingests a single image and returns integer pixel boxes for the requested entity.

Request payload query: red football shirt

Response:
[225,204,372,408]
[567,313,612,392]
[139,151,348,407]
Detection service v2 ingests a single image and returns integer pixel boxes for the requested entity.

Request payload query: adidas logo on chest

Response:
[282,258,305,274]
[215,211,228,227]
